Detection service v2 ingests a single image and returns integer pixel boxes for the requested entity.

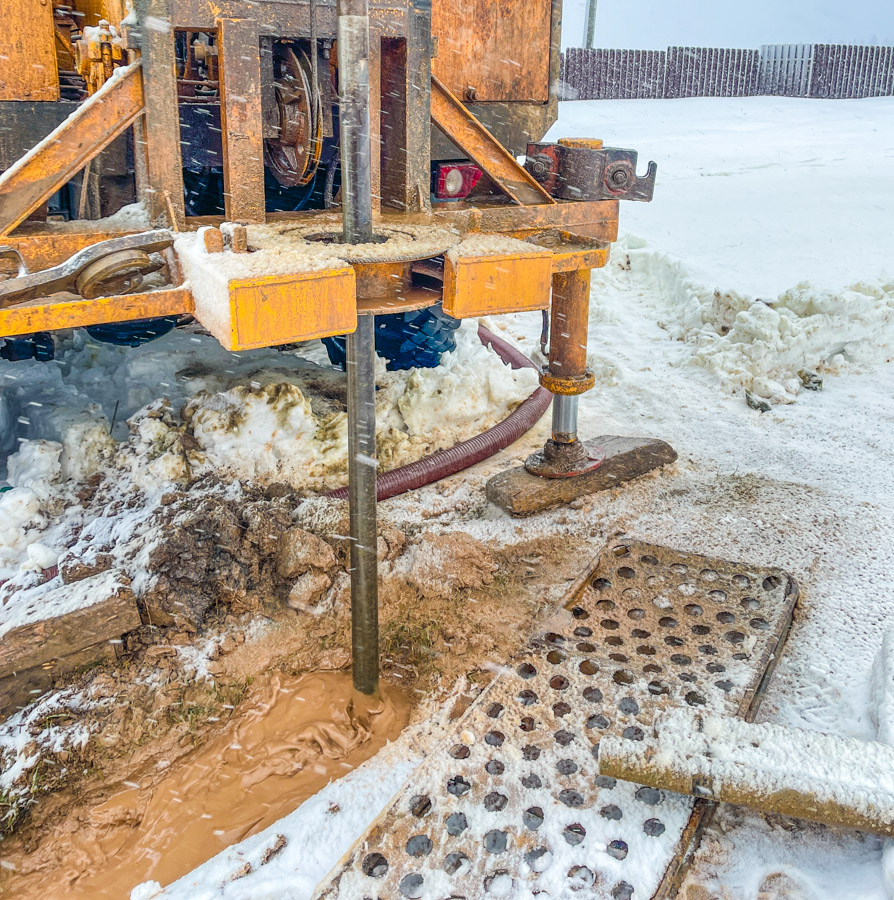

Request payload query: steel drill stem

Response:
[339,0,378,696]
[337,0,374,244]
[346,316,379,697]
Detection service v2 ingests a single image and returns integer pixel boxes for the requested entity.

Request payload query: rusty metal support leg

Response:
[526,268,603,477]
[339,0,379,697]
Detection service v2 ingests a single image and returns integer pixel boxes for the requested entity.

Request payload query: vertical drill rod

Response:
[339,0,378,696]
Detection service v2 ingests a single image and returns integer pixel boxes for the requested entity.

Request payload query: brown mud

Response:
[0,671,411,899]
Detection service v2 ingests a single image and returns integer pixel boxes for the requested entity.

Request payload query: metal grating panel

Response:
[315,540,797,900]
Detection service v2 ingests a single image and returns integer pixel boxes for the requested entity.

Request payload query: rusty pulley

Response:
[264,45,323,188]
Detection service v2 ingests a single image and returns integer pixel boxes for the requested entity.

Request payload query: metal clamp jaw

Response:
[525,141,657,202]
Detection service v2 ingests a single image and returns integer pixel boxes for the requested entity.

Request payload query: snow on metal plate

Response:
[314,540,798,900]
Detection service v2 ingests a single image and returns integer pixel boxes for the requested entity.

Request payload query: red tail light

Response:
[435,163,482,200]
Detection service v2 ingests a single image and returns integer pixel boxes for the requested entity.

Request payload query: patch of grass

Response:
[381,615,440,675]
[0,790,29,835]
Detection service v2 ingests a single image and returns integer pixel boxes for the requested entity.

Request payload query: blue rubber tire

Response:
[323,303,461,371]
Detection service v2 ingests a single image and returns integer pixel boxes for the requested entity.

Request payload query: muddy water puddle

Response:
[1,671,411,898]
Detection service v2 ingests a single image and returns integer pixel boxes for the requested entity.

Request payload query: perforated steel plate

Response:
[315,540,797,900]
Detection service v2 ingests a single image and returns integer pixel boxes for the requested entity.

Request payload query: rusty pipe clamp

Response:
[539,367,596,396]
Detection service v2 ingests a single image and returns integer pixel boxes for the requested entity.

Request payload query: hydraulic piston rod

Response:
[339,0,379,697]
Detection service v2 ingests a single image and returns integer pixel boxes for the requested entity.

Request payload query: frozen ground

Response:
[132,96,894,899]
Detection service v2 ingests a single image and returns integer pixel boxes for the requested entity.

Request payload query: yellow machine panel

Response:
[0,0,60,101]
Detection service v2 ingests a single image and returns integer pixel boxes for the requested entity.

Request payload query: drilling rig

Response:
[0,0,670,696]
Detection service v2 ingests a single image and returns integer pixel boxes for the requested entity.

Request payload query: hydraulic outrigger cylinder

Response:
[339,0,379,698]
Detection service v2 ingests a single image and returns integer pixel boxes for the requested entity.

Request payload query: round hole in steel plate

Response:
[556,758,578,775]
[664,635,685,647]
[648,680,670,695]
[361,852,388,877]
[670,563,688,575]
[750,617,770,630]
[443,852,471,876]
[485,759,505,776]
[715,679,733,692]
[518,690,538,707]
[550,675,570,691]
[518,662,538,679]
[410,795,432,817]
[617,567,636,579]
[399,873,424,898]
[692,624,711,636]
[708,589,728,603]
[568,865,596,889]
[485,731,505,747]
[632,628,651,639]
[523,806,544,830]
[725,630,745,644]
[618,697,640,715]
[684,604,703,617]
[547,649,567,664]
[601,804,623,820]
[622,726,645,741]
[597,598,617,612]
[577,642,597,653]
[641,554,659,565]
[609,653,629,664]
[445,811,468,835]
[579,659,599,676]
[732,574,751,588]
[406,834,433,857]
[612,880,634,900]
[613,669,635,685]
[522,744,541,761]
[659,616,678,628]
[553,701,572,718]
[601,619,620,631]
[627,608,646,620]
[449,744,470,759]
[521,773,542,789]
[484,829,508,854]
[763,575,782,591]
[574,626,594,637]
[554,729,575,746]
[643,663,663,674]
[643,817,666,836]
[700,568,718,581]
[583,686,603,703]
[592,577,612,591]
[484,791,508,812]
[679,672,697,682]
[520,717,536,732]
[685,690,707,706]
[484,871,512,895]
[562,823,586,845]
[612,545,630,557]
[636,644,657,656]
[699,644,718,655]
[607,839,628,860]
[707,661,726,673]
[595,774,617,789]
[741,597,760,611]
[447,776,471,797]
[671,654,692,666]
[587,713,610,729]
[559,788,585,808]
[635,786,662,805]
[572,605,590,619]
[716,611,735,624]
[605,636,625,647]
[487,703,504,718]
[524,845,553,873]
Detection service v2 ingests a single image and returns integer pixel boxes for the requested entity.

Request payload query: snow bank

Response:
[595,234,894,402]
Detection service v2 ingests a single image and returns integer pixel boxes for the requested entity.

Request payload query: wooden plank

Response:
[430,75,554,206]
[217,17,266,224]
[486,435,678,517]
[135,0,185,228]
[0,0,59,101]
[0,573,141,677]
[0,287,192,337]
[600,708,894,838]
[0,61,144,237]
[431,0,551,102]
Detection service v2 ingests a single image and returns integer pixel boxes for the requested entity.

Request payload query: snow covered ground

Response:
[130,96,894,900]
